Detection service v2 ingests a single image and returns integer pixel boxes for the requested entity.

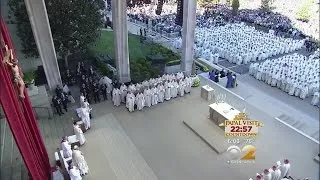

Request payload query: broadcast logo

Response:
[227,145,256,160]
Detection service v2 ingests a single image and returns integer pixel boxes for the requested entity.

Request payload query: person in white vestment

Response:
[126,92,135,112]
[120,83,127,103]
[158,84,165,103]
[73,122,85,145]
[270,165,281,180]
[281,159,291,178]
[144,87,152,107]
[171,80,178,98]
[79,106,90,130]
[63,84,75,103]
[112,88,121,106]
[79,94,85,107]
[262,169,272,180]
[136,92,145,110]
[72,146,89,176]
[61,136,72,158]
[311,91,319,106]
[299,85,308,99]
[178,79,185,97]
[164,81,171,101]
[68,165,82,180]
[52,166,64,180]
[152,86,159,105]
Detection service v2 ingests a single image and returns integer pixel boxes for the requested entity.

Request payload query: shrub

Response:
[195,61,210,72]
[23,70,36,85]
[166,60,181,66]
[296,2,312,22]
[96,61,113,77]
[130,59,160,83]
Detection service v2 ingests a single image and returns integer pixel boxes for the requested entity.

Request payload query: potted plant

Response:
[23,71,36,89]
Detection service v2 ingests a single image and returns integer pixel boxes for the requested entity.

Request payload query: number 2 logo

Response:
[227,145,256,160]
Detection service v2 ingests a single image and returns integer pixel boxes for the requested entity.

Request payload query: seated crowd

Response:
[112,72,193,112]
[249,51,320,106]
[192,23,304,65]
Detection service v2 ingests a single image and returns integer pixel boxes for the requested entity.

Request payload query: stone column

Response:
[180,0,197,75]
[112,0,131,83]
[24,0,62,90]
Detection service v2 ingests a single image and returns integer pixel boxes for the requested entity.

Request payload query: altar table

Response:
[209,102,240,130]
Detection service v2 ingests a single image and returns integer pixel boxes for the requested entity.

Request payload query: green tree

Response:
[231,0,240,16]
[261,0,271,11]
[296,0,313,22]
[8,0,105,68]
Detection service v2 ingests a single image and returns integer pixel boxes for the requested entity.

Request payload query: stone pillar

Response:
[24,0,62,90]
[180,0,196,75]
[112,0,131,83]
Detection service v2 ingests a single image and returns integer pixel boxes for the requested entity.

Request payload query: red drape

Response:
[0,17,51,180]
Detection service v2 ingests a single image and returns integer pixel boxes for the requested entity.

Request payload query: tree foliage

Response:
[197,0,220,7]
[8,0,105,67]
[261,0,272,11]
[296,0,313,22]
[231,0,240,16]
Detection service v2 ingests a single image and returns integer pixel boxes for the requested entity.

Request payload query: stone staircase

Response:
[0,117,28,180]
[94,114,158,180]
[276,114,319,143]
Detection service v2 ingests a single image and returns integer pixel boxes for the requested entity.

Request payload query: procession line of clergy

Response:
[112,72,193,112]
[249,52,320,105]
[189,23,305,65]
[249,159,291,180]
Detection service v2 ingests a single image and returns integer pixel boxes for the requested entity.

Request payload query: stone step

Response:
[96,114,158,180]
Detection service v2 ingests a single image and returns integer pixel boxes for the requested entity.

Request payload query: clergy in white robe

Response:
[184,77,192,94]
[112,88,121,106]
[72,146,89,176]
[79,106,90,130]
[144,88,152,107]
[73,123,85,145]
[68,166,82,180]
[126,92,135,112]
[262,169,272,180]
[164,81,171,101]
[171,80,178,98]
[299,85,308,99]
[311,92,319,106]
[178,79,185,97]
[61,137,72,158]
[158,84,165,103]
[79,94,85,107]
[136,92,145,110]
[120,84,127,103]
[270,165,281,180]
[151,87,159,106]
[128,84,136,94]
[281,159,291,178]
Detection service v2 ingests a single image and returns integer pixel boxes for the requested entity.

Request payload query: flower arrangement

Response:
[191,75,200,87]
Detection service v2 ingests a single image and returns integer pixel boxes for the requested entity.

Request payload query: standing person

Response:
[68,163,82,180]
[126,91,135,112]
[171,80,178,98]
[61,93,68,112]
[112,88,121,106]
[79,105,91,130]
[270,165,281,180]
[262,169,272,180]
[73,122,86,146]
[79,93,85,107]
[52,96,63,116]
[136,91,145,110]
[93,83,100,103]
[72,146,89,176]
[158,83,165,103]
[231,73,238,88]
[144,87,152,107]
[120,83,128,103]
[281,159,291,179]
[226,72,233,88]
[164,80,171,101]
[178,79,185,97]
[61,136,72,158]
[100,84,108,101]
[150,86,157,106]
[52,165,64,180]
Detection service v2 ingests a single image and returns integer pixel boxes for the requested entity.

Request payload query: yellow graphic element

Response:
[227,145,256,160]
[241,145,255,160]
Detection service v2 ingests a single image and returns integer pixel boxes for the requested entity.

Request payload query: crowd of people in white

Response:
[249,50,320,106]
[249,159,294,180]
[175,23,305,65]
[112,72,193,112]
